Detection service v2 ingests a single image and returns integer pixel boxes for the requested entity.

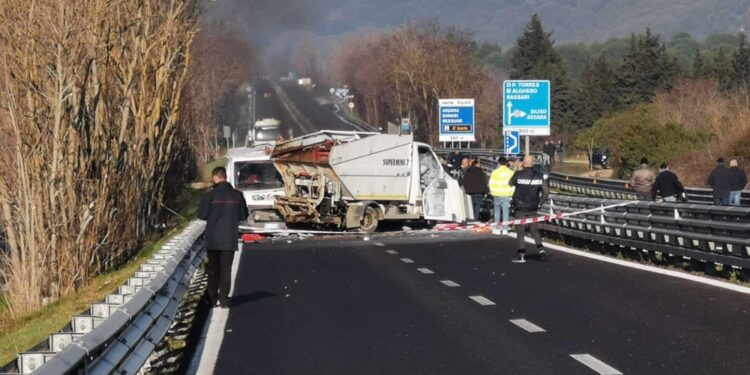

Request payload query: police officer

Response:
[509,155,550,263]
[199,166,249,308]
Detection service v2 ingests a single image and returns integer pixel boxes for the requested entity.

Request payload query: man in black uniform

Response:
[447,150,464,177]
[199,166,249,308]
[509,155,550,263]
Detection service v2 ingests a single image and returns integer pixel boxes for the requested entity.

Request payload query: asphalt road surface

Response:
[252,79,309,139]
[252,79,366,141]
[210,233,750,375]
[277,82,371,133]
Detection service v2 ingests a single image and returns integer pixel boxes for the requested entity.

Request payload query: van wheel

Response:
[359,207,380,233]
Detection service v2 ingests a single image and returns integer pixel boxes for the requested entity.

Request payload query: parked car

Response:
[591,148,610,169]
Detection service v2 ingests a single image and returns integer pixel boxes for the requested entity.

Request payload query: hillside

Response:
[208,0,750,48]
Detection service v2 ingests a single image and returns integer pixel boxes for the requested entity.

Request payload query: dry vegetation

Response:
[180,25,256,164]
[0,0,199,318]
[652,80,750,186]
[329,23,502,146]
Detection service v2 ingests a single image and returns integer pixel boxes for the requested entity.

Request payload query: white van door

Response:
[421,149,468,223]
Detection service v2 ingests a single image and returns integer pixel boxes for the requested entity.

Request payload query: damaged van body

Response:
[271,131,469,232]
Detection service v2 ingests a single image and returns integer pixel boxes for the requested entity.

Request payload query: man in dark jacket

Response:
[199,167,249,308]
[509,155,550,263]
[651,163,685,202]
[447,150,464,176]
[708,158,732,205]
[728,159,748,206]
[462,159,489,220]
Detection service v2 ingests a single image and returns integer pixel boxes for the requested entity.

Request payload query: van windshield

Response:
[234,161,284,190]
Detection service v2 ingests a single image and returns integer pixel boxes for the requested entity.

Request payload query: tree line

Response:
[328,15,750,181]
[329,22,501,146]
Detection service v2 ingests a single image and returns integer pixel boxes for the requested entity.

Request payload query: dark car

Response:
[591,148,610,169]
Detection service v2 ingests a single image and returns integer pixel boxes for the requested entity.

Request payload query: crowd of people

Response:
[447,151,550,263]
[631,157,748,205]
[446,149,747,263]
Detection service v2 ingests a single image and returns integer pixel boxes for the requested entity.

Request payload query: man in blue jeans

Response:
[728,159,747,206]
[489,157,515,235]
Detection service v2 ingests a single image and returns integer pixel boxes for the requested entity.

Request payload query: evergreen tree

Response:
[714,47,733,89]
[728,33,750,91]
[615,29,678,108]
[691,49,712,79]
[510,14,573,135]
[577,54,618,127]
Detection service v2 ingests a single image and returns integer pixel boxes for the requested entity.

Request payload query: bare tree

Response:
[0,0,199,317]
[180,25,256,164]
[329,22,498,146]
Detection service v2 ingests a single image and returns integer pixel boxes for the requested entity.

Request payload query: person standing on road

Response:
[728,159,747,206]
[448,150,464,177]
[457,157,471,187]
[489,157,515,235]
[708,158,732,205]
[651,163,685,202]
[542,140,555,167]
[199,166,249,308]
[509,155,550,263]
[556,140,564,164]
[462,159,489,220]
[631,158,655,200]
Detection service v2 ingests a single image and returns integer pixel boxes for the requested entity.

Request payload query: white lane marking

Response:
[191,249,243,375]
[509,319,546,333]
[400,258,414,264]
[440,280,461,287]
[417,268,434,274]
[570,354,623,375]
[469,295,496,306]
[385,249,398,255]
[513,233,750,296]
[374,242,385,247]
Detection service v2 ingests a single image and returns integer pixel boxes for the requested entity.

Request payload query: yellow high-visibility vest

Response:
[489,166,515,197]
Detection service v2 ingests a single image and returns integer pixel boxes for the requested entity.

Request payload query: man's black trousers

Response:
[515,211,543,253]
[207,250,236,305]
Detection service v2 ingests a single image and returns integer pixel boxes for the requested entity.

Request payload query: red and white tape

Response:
[435,200,639,232]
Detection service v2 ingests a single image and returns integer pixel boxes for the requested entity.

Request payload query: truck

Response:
[250,118,281,145]
[271,131,470,232]
[226,145,286,231]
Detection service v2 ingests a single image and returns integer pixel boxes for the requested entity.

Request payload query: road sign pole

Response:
[525,136,530,155]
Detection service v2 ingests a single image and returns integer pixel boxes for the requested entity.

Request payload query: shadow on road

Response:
[231,291,277,308]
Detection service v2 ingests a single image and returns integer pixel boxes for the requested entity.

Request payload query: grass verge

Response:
[0,181,211,365]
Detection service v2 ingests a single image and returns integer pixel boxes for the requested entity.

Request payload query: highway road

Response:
[199,233,750,375]
[252,79,368,140]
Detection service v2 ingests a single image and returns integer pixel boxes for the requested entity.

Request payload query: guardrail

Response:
[540,195,750,274]
[330,100,378,133]
[434,148,749,206]
[548,172,750,206]
[5,221,205,375]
